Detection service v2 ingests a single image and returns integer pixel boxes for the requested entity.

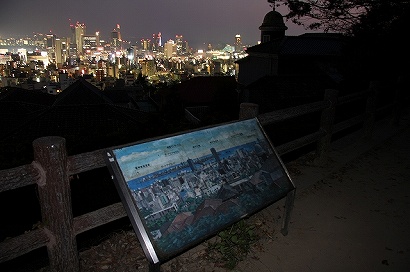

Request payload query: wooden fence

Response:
[0,81,406,271]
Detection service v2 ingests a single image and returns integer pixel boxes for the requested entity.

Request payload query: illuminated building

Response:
[164,40,176,59]
[141,39,152,51]
[46,34,56,50]
[234,34,242,52]
[75,22,86,54]
[96,32,100,47]
[95,69,105,82]
[111,24,122,50]
[152,32,161,52]
[175,35,184,55]
[140,59,156,76]
[83,35,98,51]
[68,21,77,62]
[55,38,69,66]
[46,33,56,63]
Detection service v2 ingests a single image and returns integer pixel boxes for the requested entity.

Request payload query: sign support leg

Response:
[280,189,296,236]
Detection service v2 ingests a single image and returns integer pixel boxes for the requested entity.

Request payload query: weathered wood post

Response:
[33,136,79,272]
[363,81,379,139]
[239,102,259,120]
[315,89,339,164]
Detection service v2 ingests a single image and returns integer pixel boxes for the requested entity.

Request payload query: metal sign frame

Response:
[105,118,296,269]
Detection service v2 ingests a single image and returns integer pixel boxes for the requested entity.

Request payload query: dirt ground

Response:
[74,115,410,272]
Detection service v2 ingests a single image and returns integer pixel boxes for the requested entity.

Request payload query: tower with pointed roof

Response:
[259,0,288,42]
[235,0,345,112]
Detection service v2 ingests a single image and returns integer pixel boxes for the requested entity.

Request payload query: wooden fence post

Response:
[33,136,79,272]
[239,103,259,120]
[316,89,339,164]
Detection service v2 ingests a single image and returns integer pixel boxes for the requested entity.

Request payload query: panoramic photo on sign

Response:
[106,118,295,262]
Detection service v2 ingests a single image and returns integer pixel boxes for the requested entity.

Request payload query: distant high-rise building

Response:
[175,35,183,55]
[184,40,190,54]
[141,39,151,51]
[46,33,56,49]
[74,22,86,54]
[111,24,122,50]
[164,39,176,58]
[67,21,77,62]
[152,32,161,51]
[69,21,76,44]
[234,34,242,52]
[83,34,98,52]
[140,59,156,76]
[55,37,69,66]
[46,33,56,63]
[95,31,101,47]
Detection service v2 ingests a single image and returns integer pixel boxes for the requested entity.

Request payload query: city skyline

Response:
[1,0,311,50]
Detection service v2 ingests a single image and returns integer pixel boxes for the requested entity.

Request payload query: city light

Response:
[0,23,249,90]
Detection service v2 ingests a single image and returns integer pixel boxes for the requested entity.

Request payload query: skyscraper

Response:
[46,33,56,64]
[68,20,77,62]
[141,39,151,51]
[175,35,188,55]
[55,37,69,66]
[75,22,86,54]
[82,34,98,51]
[152,32,161,52]
[234,34,242,52]
[111,24,122,51]
[164,39,176,58]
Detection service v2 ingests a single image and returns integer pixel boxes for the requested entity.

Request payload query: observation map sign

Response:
[105,118,295,265]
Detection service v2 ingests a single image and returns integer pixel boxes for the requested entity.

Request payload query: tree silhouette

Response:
[275,0,410,80]
[276,0,410,35]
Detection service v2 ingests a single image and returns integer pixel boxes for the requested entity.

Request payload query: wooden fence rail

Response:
[0,81,406,271]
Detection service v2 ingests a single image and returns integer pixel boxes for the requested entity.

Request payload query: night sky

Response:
[1,0,309,49]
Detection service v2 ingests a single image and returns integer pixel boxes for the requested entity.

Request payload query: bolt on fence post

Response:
[33,136,79,272]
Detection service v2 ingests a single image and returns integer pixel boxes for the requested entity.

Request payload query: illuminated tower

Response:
[46,33,56,49]
[164,39,176,58]
[68,20,77,61]
[55,37,69,66]
[175,35,184,55]
[69,20,76,43]
[157,32,162,47]
[46,33,56,63]
[234,34,242,52]
[152,32,162,51]
[82,34,98,54]
[141,39,151,51]
[111,24,122,50]
[151,34,157,51]
[95,31,100,47]
[75,22,86,54]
